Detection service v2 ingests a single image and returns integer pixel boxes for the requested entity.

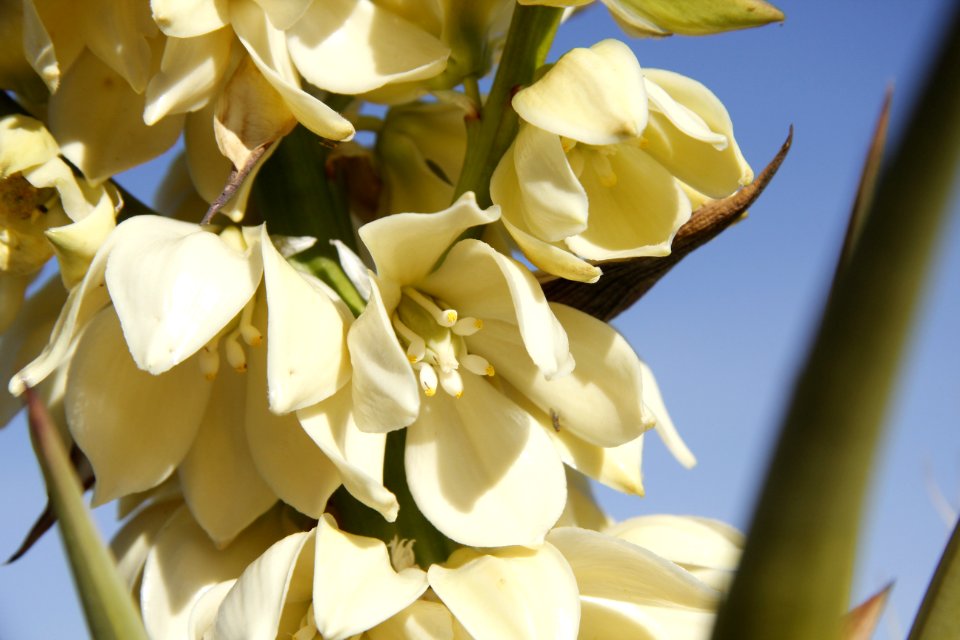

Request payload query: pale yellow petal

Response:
[151,0,229,38]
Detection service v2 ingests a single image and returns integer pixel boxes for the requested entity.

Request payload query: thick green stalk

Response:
[26,390,148,640]
[251,125,365,314]
[908,517,960,639]
[711,9,960,640]
[452,4,563,207]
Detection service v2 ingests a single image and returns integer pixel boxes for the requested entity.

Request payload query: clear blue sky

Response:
[2,1,959,637]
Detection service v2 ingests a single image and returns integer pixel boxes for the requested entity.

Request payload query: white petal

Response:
[557,468,614,531]
[22,0,85,92]
[420,240,573,379]
[286,0,449,95]
[428,545,579,640]
[331,239,372,300]
[565,144,691,260]
[359,192,499,287]
[109,499,182,595]
[48,50,184,183]
[513,40,647,145]
[366,600,455,640]
[297,386,398,521]
[0,113,59,174]
[81,0,156,93]
[262,226,350,412]
[232,0,355,141]
[151,0,229,37]
[405,375,566,547]
[348,279,420,432]
[66,308,213,504]
[144,28,233,125]
[508,126,589,242]
[246,298,342,518]
[105,216,262,374]
[179,366,278,547]
[644,78,726,148]
[313,515,429,640]
[254,0,313,29]
[208,530,314,640]
[638,359,696,468]
[189,580,235,639]
[141,506,286,640]
[9,231,114,395]
[642,68,753,197]
[45,188,117,288]
[605,515,742,591]
[0,276,64,425]
[547,527,719,608]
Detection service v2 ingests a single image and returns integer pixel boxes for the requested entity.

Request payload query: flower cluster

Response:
[1,0,781,637]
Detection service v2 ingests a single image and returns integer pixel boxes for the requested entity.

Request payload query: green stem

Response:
[452,4,563,207]
[251,125,365,314]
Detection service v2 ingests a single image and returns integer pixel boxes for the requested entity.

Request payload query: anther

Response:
[225,330,247,372]
[439,368,464,398]
[198,345,219,381]
[404,287,457,327]
[417,362,438,397]
[238,300,262,346]
[392,314,426,363]
[452,317,483,336]
[462,353,495,377]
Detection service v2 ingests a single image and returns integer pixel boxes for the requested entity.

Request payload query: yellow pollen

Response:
[425,387,436,397]
[486,365,495,376]
[204,372,216,381]
[455,390,463,399]
[445,310,458,324]
[408,354,418,363]
[474,319,483,329]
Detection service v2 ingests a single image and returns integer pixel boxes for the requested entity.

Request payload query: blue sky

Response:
[2,1,959,637]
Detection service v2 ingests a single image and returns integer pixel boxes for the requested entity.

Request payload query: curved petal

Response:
[232,0,355,141]
[262,226,350,413]
[577,596,715,640]
[144,27,233,125]
[81,0,156,93]
[512,39,647,146]
[105,216,263,374]
[141,506,286,640]
[638,359,695,468]
[45,188,117,288]
[246,298,342,518]
[405,375,566,547]
[66,308,213,505]
[366,600,455,640]
[565,145,691,260]
[179,366,278,547]
[641,68,753,197]
[109,499,182,595]
[254,0,313,29]
[501,216,602,283]
[557,467,614,531]
[348,279,420,432]
[208,530,314,640]
[428,545,579,640]
[546,527,719,608]
[313,515,429,640]
[9,228,114,396]
[508,126,589,242]
[421,240,574,379]
[604,515,742,591]
[470,303,649,447]
[643,78,726,148]
[0,113,59,174]
[359,192,499,286]
[151,0,229,37]
[187,580,235,639]
[22,0,85,92]
[286,0,449,95]
[297,386,398,521]
[48,50,184,183]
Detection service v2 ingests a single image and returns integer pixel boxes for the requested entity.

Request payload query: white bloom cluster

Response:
[0,0,781,637]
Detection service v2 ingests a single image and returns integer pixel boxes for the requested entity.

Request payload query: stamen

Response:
[462,353,495,377]
[592,151,618,187]
[439,368,464,398]
[198,345,219,381]
[404,287,457,327]
[224,330,247,372]
[238,300,262,346]
[560,136,577,152]
[417,362,438,397]
[452,317,483,336]
[387,536,417,572]
[293,603,319,640]
[392,314,426,363]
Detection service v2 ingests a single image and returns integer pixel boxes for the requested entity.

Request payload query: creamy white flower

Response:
[340,192,660,547]
[9,216,391,545]
[491,39,752,282]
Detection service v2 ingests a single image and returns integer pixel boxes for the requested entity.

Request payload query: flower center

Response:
[196,298,263,380]
[391,287,494,398]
